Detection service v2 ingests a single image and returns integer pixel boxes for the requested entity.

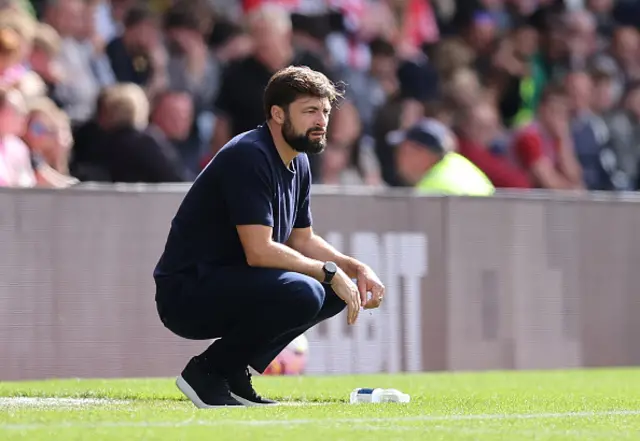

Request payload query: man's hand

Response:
[356,265,385,309]
[331,269,361,325]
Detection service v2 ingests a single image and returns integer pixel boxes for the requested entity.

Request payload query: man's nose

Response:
[316,114,328,128]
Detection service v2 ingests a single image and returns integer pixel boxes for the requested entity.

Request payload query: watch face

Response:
[325,261,338,274]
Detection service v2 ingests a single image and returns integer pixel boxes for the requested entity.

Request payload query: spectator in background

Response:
[0,0,34,17]
[456,10,500,79]
[0,10,47,103]
[593,26,640,107]
[0,0,637,192]
[27,23,64,106]
[80,0,116,87]
[510,84,584,190]
[490,20,545,129]
[207,17,253,66]
[0,87,35,187]
[43,0,107,125]
[318,100,363,186]
[150,89,193,145]
[326,36,397,188]
[586,0,617,44]
[0,6,33,55]
[289,12,334,70]
[370,89,455,188]
[433,37,475,82]
[69,87,109,180]
[210,3,332,155]
[372,91,409,187]
[148,89,195,179]
[105,4,167,98]
[564,9,598,71]
[393,117,495,195]
[0,24,27,87]
[564,69,615,190]
[85,0,139,46]
[326,0,399,73]
[164,0,219,107]
[22,96,78,187]
[608,82,640,190]
[591,66,617,116]
[317,93,381,187]
[163,0,220,172]
[77,83,190,183]
[337,37,397,143]
[455,100,532,189]
[441,67,483,109]
[532,6,569,84]
[611,0,640,29]
[611,27,640,88]
[423,98,457,128]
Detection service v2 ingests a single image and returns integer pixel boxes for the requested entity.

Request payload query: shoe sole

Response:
[176,376,244,409]
[230,392,279,406]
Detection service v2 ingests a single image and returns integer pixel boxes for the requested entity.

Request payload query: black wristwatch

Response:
[322,261,338,285]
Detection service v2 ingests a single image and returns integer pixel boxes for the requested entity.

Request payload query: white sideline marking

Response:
[0,396,325,409]
[2,409,640,431]
[0,397,130,408]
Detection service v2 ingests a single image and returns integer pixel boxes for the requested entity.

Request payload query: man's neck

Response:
[267,121,298,167]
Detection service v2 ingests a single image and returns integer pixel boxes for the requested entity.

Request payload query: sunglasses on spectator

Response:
[28,120,56,136]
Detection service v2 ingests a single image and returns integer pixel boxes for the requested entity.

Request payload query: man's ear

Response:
[271,105,286,124]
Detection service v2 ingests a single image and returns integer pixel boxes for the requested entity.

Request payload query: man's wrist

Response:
[340,257,363,279]
[321,261,338,285]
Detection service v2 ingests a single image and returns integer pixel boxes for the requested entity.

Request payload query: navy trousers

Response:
[155,265,346,374]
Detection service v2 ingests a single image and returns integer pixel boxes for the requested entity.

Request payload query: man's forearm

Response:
[291,234,362,278]
[246,241,326,282]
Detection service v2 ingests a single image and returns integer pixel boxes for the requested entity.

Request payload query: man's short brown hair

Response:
[263,65,344,120]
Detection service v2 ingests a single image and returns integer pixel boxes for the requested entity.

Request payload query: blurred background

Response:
[0,0,638,191]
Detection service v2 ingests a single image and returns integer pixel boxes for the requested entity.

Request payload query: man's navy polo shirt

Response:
[153,123,313,280]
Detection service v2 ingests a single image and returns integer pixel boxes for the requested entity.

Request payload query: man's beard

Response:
[282,116,326,155]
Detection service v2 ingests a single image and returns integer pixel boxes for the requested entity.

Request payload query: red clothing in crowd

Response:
[510,123,560,171]
[457,137,532,189]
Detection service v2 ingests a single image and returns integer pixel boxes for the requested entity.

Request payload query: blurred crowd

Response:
[0,0,639,191]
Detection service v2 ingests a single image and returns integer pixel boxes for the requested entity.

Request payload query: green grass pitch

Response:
[2,368,640,440]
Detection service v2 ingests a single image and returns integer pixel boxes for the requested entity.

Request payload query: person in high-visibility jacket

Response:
[390,118,495,196]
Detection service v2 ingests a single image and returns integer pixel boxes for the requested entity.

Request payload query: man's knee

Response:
[281,275,325,319]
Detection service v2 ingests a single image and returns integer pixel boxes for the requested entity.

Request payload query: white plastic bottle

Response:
[349,388,410,404]
[378,388,411,403]
[349,388,385,403]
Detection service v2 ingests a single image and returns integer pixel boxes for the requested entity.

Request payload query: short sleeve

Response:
[218,145,274,227]
[514,132,544,169]
[294,154,313,229]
